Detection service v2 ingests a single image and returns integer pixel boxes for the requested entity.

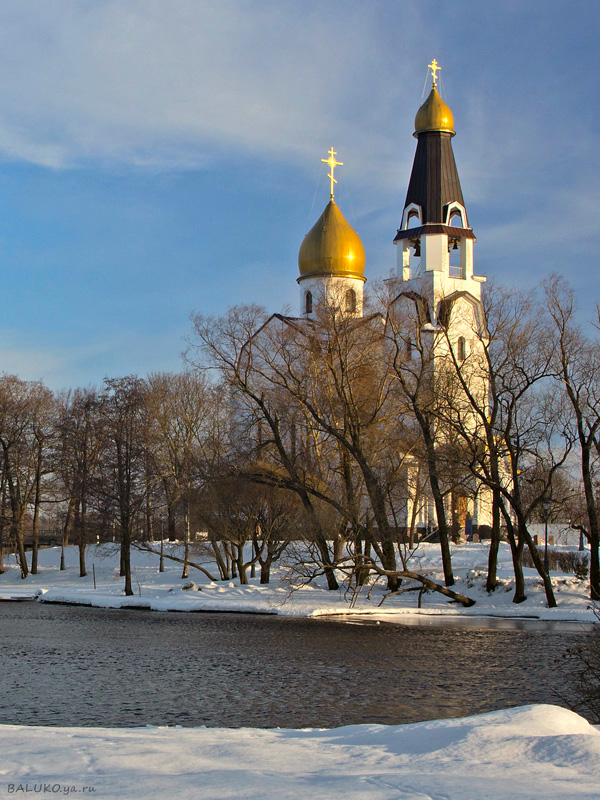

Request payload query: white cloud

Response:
[0,1,425,174]
[0,0,595,301]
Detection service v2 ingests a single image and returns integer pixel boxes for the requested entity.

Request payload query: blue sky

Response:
[0,0,597,389]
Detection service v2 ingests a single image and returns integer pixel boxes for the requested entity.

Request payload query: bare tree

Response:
[195,477,296,584]
[99,377,150,596]
[29,386,55,574]
[145,371,221,578]
[382,282,457,586]
[0,376,53,578]
[188,305,343,590]
[436,283,571,606]
[54,388,102,577]
[546,275,600,600]
[189,300,475,605]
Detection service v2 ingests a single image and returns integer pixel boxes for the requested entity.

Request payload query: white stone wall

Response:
[298,275,365,318]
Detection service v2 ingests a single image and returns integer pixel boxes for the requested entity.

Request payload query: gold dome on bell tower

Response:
[298,148,366,281]
[414,59,455,136]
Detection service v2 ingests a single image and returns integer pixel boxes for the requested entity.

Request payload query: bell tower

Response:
[395,61,492,535]
[394,60,486,308]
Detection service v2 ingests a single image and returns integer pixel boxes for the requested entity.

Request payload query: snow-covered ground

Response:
[0,705,598,800]
[1,544,598,798]
[0,540,595,622]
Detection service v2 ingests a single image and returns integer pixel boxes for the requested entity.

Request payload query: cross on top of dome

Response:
[321,147,343,200]
[428,59,441,88]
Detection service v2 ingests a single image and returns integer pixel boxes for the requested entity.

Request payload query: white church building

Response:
[293,61,492,538]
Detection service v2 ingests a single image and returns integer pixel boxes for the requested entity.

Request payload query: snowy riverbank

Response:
[0,541,596,623]
[0,705,598,800]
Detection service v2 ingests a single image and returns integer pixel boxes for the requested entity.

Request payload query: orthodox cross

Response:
[428,58,441,88]
[321,147,343,199]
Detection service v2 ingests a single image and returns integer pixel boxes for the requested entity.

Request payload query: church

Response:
[293,60,492,539]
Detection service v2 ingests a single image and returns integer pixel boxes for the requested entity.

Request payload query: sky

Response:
[0,0,597,390]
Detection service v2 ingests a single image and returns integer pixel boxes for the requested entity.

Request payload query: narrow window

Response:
[305,291,313,314]
[345,288,356,313]
[457,336,466,362]
[406,209,420,229]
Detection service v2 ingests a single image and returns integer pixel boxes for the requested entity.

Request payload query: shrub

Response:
[557,606,600,724]
[523,546,589,579]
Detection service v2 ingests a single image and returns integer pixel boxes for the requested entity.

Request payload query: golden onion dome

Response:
[414,86,455,136]
[298,200,366,280]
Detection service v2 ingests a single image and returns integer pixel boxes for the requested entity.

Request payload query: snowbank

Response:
[0,542,597,623]
[0,705,598,799]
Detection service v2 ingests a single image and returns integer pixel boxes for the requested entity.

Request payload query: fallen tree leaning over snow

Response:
[135,543,218,582]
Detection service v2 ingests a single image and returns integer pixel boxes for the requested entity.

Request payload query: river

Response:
[0,602,586,728]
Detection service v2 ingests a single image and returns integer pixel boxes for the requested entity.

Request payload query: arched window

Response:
[457,336,466,362]
[446,202,467,228]
[449,211,463,228]
[402,203,422,230]
[305,291,313,314]
[345,288,356,313]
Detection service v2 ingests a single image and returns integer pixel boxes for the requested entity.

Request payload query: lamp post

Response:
[542,498,551,574]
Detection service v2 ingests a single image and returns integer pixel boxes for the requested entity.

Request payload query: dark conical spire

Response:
[404,131,465,225]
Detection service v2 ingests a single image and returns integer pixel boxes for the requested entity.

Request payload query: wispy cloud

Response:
[0,0,596,388]
[0,1,425,173]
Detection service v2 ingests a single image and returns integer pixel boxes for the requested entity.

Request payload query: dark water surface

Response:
[0,603,585,728]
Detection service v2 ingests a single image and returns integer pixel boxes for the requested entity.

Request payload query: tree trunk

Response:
[0,473,6,574]
[417,414,454,586]
[359,469,399,591]
[79,494,87,578]
[581,444,600,600]
[181,501,190,579]
[504,512,526,604]
[236,544,247,584]
[145,463,154,542]
[79,540,86,578]
[121,521,133,596]
[210,536,229,580]
[407,474,421,550]
[590,537,600,602]
[302,499,338,590]
[14,519,28,579]
[62,497,76,571]
[260,556,271,584]
[486,486,501,592]
[521,521,557,608]
[30,441,43,575]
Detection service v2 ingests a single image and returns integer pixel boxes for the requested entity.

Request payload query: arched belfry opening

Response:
[449,236,462,277]
[446,202,468,278]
